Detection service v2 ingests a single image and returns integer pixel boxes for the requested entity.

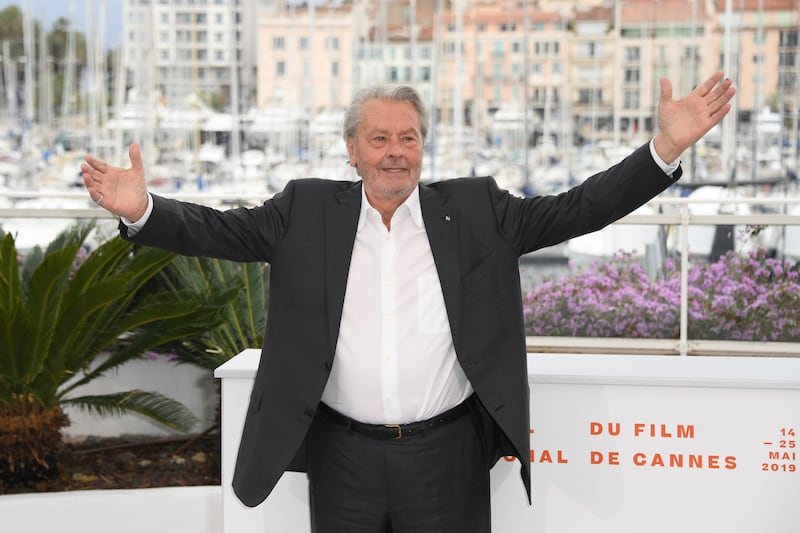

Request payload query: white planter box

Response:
[216,350,800,533]
[0,486,221,533]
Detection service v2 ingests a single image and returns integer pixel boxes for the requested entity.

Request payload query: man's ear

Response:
[346,137,356,167]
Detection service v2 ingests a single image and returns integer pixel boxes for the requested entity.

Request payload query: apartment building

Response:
[252,0,797,143]
[438,1,569,122]
[255,3,363,110]
[123,0,267,112]
[719,0,799,121]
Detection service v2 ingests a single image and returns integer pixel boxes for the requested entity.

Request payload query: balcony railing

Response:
[4,191,800,357]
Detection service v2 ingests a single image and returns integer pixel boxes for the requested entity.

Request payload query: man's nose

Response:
[386,139,404,157]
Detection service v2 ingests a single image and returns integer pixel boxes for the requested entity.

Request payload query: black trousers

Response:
[305,400,492,533]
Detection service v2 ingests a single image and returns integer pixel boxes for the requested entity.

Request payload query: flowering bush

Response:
[523,249,800,341]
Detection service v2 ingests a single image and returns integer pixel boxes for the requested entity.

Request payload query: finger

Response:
[82,169,93,190]
[696,71,725,97]
[83,180,102,203]
[708,83,736,116]
[659,77,673,105]
[711,80,735,105]
[129,142,144,173]
[81,162,101,185]
[84,154,107,173]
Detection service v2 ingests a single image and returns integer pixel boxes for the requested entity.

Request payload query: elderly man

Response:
[82,72,734,532]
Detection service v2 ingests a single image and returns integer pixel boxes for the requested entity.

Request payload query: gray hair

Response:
[343,85,429,142]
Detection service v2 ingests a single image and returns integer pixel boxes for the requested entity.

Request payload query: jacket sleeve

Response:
[491,142,680,255]
[119,181,298,263]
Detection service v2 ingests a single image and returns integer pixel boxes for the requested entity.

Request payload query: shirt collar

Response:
[358,183,424,231]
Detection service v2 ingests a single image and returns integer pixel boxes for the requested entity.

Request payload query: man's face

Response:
[346,99,424,206]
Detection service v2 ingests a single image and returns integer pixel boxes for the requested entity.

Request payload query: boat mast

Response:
[60,1,77,141]
[229,0,241,167]
[22,0,35,151]
[721,0,737,185]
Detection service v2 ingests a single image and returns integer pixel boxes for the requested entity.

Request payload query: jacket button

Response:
[304,408,315,418]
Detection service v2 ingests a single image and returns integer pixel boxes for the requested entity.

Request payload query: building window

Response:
[578,88,602,104]
[491,62,504,81]
[299,37,308,50]
[624,90,640,109]
[492,41,504,57]
[331,61,339,77]
[273,36,285,50]
[577,41,602,59]
[779,52,796,67]
[624,68,640,83]
[625,47,640,62]
[326,37,339,51]
[276,61,285,77]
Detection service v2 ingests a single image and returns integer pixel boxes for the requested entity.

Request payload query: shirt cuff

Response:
[120,192,154,236]
[649,138,680,177]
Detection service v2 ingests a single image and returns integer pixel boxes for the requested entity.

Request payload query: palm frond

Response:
[60,390,198,433]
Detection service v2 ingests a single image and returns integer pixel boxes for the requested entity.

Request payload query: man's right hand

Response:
[81,142,149,222]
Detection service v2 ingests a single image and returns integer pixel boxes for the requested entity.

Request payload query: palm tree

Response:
[0,222,226,490]
[147,256,269,460]
[154,256,268,372]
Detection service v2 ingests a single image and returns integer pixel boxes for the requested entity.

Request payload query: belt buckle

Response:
[384,424,402,439]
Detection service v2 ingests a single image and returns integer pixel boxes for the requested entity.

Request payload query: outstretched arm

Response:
[81,142,150,222]
[652,71,736,164]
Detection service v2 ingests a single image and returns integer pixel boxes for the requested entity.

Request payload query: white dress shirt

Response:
[320,186,473,424]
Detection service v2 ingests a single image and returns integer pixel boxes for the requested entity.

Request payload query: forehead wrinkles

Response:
[358,100,421,135]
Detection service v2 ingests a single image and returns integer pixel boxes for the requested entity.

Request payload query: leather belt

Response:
[317,396,475,440]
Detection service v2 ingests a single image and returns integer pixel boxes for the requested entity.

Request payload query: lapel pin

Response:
[442,215,451,222]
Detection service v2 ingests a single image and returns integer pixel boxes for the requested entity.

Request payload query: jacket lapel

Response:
[324,182,362,354]
[419,184,462,349]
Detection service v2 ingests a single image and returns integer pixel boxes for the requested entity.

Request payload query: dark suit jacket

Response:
[123,142,679,507]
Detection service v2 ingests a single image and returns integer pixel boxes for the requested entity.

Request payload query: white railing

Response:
[528,196,800,357]
[4,191,800,357]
